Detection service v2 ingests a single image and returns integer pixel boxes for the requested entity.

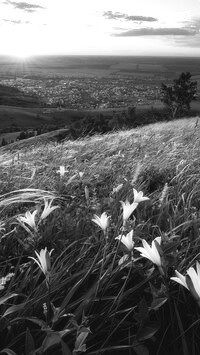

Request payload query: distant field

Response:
[0,99,200,135]
[0,105,51,129]
[110,62,167,72]
[0,55,200,79]
[0,105,104,131]
[0,131,21,144]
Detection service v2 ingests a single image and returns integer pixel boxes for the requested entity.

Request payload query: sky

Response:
[1,0,200,57]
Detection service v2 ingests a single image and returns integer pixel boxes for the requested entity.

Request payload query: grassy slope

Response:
[0,128,69,150]
[1,116,200,354]
[1,114,200,249]
[0,115,200,205]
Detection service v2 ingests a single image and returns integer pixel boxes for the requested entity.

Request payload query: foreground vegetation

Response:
[1,116,200,354]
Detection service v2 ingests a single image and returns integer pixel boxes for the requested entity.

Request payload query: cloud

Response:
[2,18,30,24]
[179,17,200,31]
[173,33,200,47]
[103,11,157,22]
[114,27,197,37]
[189,17,200,30]
[3,0,45,12]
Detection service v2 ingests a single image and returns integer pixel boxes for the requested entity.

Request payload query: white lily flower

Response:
[92,212,110,232]
[56,165,68,178]
[115,230,134,252]
[29,247,53,283]
[120,200,138,224]
[17,210,38,231]
[171,262,200,302]
[134,237,162,267]
[40,199,60,221]
[170,270,189,290]
[133,188,150,203]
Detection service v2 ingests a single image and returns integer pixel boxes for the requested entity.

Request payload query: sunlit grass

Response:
[0,116,200,354]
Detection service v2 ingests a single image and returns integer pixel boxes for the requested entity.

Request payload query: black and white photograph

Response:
[0,0,200,354]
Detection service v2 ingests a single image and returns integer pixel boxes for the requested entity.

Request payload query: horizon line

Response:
[0,53,200,58]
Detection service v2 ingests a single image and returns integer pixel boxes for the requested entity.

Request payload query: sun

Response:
[15,52,30,59]
[3,43,35,60]
[13,48,33,60]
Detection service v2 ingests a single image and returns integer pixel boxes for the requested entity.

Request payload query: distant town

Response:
[0,75,165,109]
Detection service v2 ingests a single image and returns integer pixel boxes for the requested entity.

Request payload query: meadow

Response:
[0,115,200,354]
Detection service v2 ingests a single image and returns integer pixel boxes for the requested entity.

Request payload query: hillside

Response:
[1,116,199,196]
[0,105,53,130]
[1,116,200,355]
[0,127,70,150]
[0,84,45,107]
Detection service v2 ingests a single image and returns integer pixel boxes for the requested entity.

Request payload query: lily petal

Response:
[171,270,189,289]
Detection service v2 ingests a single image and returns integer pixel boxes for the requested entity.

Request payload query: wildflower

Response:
[115,230,134,253]
[131,162,142,185]
[112,183,123,194]
[92,212,109,232]
[171,262,200,304]
[17,210,38,231]
[0,272,14,291]
[40,198,60,221]
[170,270,188,290]
[133,188,150,203]
[78,171,84,179]
[43,302,48,317]
[85,186,89,204]
[159,183,168,206]
[121,200,138,225]
[29,247,53,283]
[134,237,163,272]
[56,165,68,178]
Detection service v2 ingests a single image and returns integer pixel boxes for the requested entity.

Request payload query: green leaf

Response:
[25,328,35,355]
[150,297,168,311]
[0,316,9,332]
[58,328,72,338]
[133,344,149,355]
[41,332,61,352]
[135,298,149,322]
[0,349,17,355]
[136,321,160,341]
[12,316,47,329]
[174,302,189,355]
[61,340,72,355]
[0,293,18,306]
[3,301,27,317]
[74,329,90,352]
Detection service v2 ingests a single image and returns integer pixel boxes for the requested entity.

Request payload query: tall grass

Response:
[0,116,200,354]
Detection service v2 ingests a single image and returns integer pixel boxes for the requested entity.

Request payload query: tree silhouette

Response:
[161,72,197,118]
[1,138,7,146]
